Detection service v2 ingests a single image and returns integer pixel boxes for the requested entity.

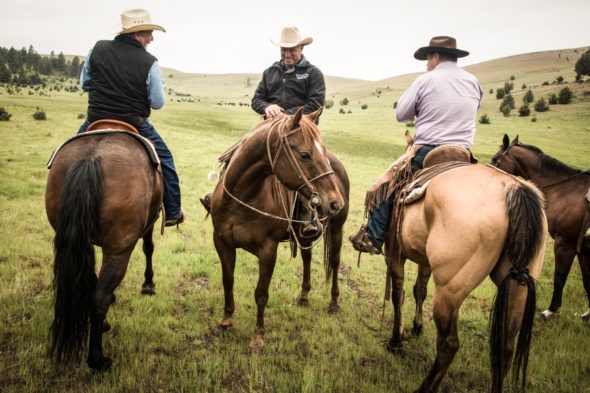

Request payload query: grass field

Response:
[1,47,590,392]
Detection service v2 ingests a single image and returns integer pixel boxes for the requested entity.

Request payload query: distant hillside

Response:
[160,46,588,102]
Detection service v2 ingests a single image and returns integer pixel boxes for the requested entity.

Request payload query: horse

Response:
[492,134,590,320]
[45,130,163,370]
[209,108,348,350]
[383,158,547,392]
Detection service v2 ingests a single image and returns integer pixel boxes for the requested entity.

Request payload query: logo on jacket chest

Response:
[295,73,309,80]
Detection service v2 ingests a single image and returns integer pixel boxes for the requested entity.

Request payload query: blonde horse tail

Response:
[490,182,545,393]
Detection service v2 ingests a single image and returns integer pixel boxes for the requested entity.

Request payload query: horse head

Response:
[268,107,344,216]
[491,134,521,174]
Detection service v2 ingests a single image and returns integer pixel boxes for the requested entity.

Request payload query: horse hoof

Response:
[540,309,559,320]
[141,285,156,295]
[327,303,340,314]
[581,309,590,321]
[88,356,113,371]
[412,323,423,336]
[218,317,233,330]
[249,336,264,352]
[296,297,309,307]
[386,338,404,353]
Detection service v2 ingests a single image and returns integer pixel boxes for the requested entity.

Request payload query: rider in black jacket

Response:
[251,26,325,123]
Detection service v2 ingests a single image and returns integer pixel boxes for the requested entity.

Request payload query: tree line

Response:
[0,45,83,85]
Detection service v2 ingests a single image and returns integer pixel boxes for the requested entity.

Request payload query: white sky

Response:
[1,0,589,81]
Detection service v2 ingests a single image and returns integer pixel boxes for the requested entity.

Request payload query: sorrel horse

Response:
[45,131,163,370]
[492,134,590,320]
[209,108,348,349]
[383,158,547,392]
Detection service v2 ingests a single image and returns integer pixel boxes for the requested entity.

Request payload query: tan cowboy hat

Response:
[271,27,313,48]
[414,36,469,60]
[118,9,166,34]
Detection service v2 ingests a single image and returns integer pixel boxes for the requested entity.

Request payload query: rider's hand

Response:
[265,104,284,118]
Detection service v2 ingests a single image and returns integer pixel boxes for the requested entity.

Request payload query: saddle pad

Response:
[46,130,160,169]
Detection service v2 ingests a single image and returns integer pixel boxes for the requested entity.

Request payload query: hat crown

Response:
[428,36,457,50]
[272,26,313,48]
[121,9,152,29]
[118,8,165,34]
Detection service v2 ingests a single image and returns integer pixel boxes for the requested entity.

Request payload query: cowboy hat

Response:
[118,9,166,34]
[271,27,313,48]
[414,36,469,60]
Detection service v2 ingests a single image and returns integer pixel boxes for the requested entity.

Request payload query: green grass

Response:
[1,47,590,392]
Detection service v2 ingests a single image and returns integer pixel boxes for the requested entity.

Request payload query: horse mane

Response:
[518,142,582,177]
[217,114,322,168]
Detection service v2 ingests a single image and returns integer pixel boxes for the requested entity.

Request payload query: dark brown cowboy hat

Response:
[414,36,469,60]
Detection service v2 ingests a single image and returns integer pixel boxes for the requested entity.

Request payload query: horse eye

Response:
[299,151,311,161]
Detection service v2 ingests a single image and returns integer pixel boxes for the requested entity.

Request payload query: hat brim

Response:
[119,24,166,34]
[271,37,313,48]
[414,46,469,60]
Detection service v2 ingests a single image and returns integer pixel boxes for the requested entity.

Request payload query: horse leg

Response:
[215,238,236,330]
[327,222,342,314]
[141,227,156,295]
[578,250,590,320]
[250,246,278,351]
[543,238,576,318]
[296,248,312,306]
[87,251,132,370]
[416,291,460,393]
[387,257,406,350]
[412,264,431,336]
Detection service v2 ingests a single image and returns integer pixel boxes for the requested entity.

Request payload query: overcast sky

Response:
[1,0,588,81]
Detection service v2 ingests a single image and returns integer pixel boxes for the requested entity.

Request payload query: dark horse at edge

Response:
[209,108,348,349]
[492,134,590,320]
[45,131,163,370]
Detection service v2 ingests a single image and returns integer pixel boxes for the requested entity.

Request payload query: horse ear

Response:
[292,107,304,129]
[405,130,414,144]
[502,134,510,149]
[512,135,519,145]
[307,107,323,123]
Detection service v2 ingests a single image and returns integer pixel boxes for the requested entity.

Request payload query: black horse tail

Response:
[49,157,103,363]
[490,182,545,392]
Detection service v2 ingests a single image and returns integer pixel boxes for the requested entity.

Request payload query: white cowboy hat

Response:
[271,27,313,48]
[118,9,166,34]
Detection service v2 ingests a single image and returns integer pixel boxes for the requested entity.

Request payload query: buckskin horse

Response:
[492,134,590,320]
[209,108,348,350]
[45,129,163,370]
[383,156,547,392]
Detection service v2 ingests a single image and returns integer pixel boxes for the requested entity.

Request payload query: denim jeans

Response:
[366,144,437,248]
[78,119,182,219]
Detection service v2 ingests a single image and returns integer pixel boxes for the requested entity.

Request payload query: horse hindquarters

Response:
[49,157,102,366]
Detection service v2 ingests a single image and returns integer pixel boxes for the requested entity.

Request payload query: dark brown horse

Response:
[492,134,590,320]
[383,158,547,392]
[209,108,348,349]
[45,131,163,370]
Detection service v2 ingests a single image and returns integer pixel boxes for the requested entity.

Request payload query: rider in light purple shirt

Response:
[396,61,482,148]
[350,36,483,255]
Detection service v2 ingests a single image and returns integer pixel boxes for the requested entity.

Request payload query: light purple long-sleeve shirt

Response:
[395,61,483,148]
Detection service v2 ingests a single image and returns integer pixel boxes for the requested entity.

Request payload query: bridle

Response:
[221,118,336,223]
[266,122,334,207]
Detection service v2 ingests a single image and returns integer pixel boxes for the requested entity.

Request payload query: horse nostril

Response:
[329,201,340,214]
